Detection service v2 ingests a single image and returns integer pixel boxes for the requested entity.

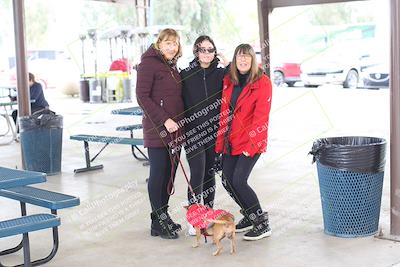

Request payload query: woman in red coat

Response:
[136,29,184,239]
[215,44,272,241]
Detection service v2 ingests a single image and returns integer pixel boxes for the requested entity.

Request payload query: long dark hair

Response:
[192,35,217,58]
[229,44,262,85]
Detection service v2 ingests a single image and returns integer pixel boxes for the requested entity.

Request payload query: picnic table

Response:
[111,106,143,116]
[0,167,46,189]
[0,101,18,145]
[70,105,148,173]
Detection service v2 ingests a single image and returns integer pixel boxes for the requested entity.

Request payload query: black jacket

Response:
[10,82,49,111]
[180,58,226,151]
[30,82,49,110]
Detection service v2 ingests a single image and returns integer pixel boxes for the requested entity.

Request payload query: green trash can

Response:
[19,110,63,175]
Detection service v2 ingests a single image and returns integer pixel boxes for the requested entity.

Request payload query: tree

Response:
[151,0,227,44]
[79,1,136,30]
[25,1,49,48]
[0,0,11,48]
[309,2,374,26]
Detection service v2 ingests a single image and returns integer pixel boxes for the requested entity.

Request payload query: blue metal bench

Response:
[0,168,46,190]
[70,134,148,173]
[111,106,143,116]
[115,124,143,132]
[115,124,148,163]
[0,214,60,267]
[0,186,79,266]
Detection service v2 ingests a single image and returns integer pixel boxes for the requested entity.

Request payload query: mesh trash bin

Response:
[19,110,63,175]
[310,136,386,237]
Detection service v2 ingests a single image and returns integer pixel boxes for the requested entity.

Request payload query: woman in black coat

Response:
[180,35,229,235]
[11,73,49,125]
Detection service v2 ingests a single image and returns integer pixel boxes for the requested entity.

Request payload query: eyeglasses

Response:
[162,40,178,48]
[198,47,216,54]
[236,54,252,60]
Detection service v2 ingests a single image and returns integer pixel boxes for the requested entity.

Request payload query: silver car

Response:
[301,44,372,89]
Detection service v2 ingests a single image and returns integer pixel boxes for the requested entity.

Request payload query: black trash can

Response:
[310,136,386,237]
[19,110,63,175]
[79,79,90,102]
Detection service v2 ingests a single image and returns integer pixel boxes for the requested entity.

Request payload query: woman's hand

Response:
[242,151,250,157]
[217,52,230,67]
[164,118,179,133]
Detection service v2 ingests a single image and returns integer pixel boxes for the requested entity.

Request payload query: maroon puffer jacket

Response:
[136,45,184,148]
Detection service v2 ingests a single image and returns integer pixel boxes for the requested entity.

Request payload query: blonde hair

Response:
[229,44,262,85]
[154,28,182,61]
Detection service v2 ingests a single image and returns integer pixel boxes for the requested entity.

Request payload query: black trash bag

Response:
[19,109,62,132]
[309,136,386,173]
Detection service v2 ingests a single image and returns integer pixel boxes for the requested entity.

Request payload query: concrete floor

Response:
[0,85,400,267]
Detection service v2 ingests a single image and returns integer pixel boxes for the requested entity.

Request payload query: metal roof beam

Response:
[269,0,368,8]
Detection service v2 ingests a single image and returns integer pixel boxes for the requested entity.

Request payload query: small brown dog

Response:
[185,205,236,256]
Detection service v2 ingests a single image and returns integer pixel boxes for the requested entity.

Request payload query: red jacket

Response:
[215,74,272,157]
[186,204,232,230]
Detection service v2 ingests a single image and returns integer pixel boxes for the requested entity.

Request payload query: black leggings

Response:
[221,154,262,217]
[147,147,180,212]
[186,145,216,208]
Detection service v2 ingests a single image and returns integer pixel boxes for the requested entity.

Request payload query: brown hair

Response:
[28,72,35,82]
[229,44,262,85]
[154,28,182,61]
[192,35,217,57]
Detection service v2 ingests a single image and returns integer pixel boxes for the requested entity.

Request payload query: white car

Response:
[7,57,80,89]
[301,43,373,89]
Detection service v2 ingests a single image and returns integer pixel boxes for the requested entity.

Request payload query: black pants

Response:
[147,147,180,212]
[221,154,262,217]
[11,110,17,125]
[186,145,216,208]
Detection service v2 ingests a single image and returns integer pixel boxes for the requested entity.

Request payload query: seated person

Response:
[11,72,49,125]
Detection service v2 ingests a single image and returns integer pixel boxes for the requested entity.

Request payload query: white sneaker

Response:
[187,223,196,236]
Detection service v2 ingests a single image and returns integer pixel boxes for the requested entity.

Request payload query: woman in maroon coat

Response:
[136,29,184,239]
[215,44,272,241]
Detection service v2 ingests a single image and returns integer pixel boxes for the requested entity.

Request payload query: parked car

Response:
[7,56,79,89]
[360,62,389,89]
[300,42,374,89]
[273,62,302,87]
[255,51,302,87]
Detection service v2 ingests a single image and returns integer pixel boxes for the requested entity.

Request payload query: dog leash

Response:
[167,131,198,203]
[167,131,214,243]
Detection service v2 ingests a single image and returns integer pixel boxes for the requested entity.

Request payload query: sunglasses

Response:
[198,47,216,54]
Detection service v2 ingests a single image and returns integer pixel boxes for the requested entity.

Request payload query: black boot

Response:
[235,209,253,233]
[150,211,179,239]
[164,205,182,232]
[243,212,272,241]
